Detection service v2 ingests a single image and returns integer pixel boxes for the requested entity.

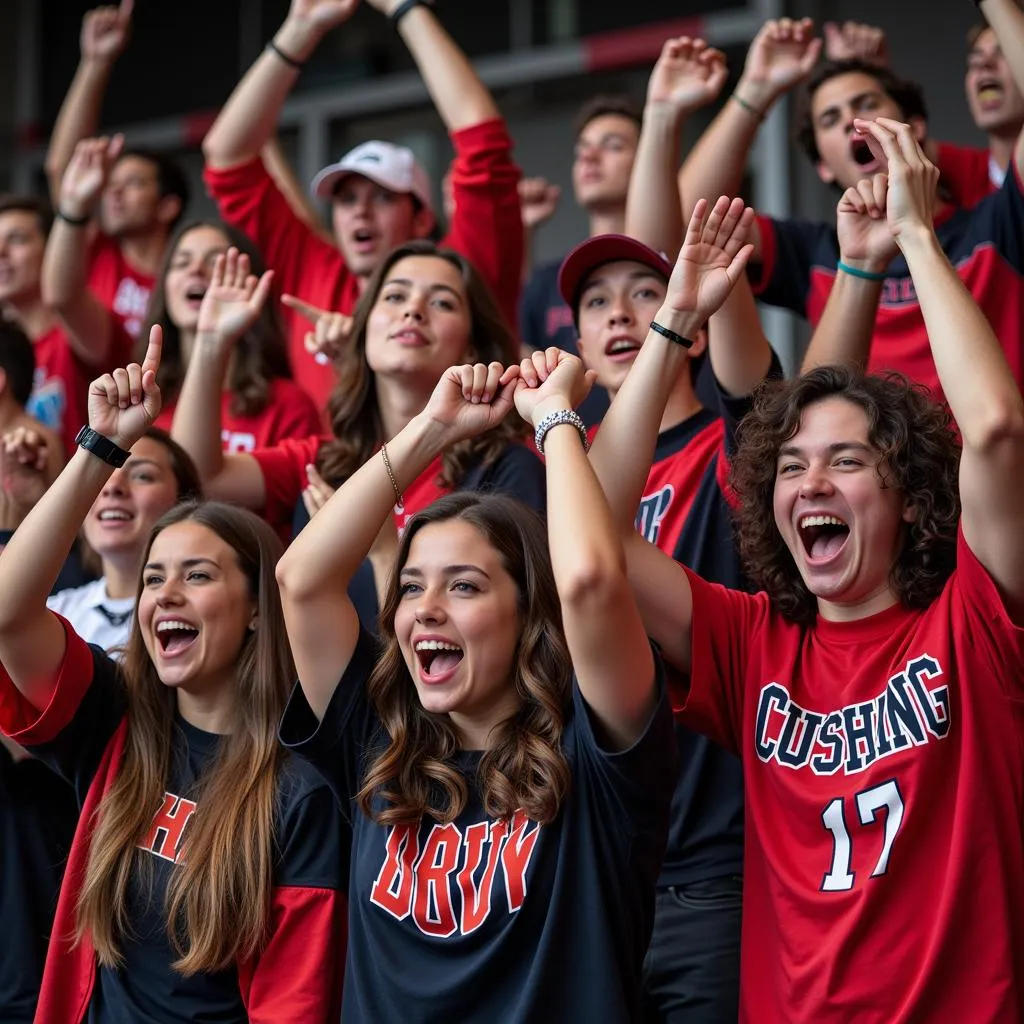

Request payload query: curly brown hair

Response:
[317,240,526,489]
[356,493,572,827]
[731,366,961,625]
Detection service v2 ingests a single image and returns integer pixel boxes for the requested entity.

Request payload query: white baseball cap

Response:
[311,140,435,220]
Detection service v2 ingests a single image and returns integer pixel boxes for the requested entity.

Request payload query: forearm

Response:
[800,262,884,373]
[707,277,774,396]
[396,7,499,131]
[203,21,316,168]
[901,230,1024,445]
[42,220,91,309]
[277,413,445,599]
[589,306,702,528]
[170,337,231,483]
[45,60,112,196]
[626,105,685,257]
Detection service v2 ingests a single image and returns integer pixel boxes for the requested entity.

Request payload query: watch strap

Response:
[75,426,131,468]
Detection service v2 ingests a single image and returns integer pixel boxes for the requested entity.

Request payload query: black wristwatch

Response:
[75,426,131,468]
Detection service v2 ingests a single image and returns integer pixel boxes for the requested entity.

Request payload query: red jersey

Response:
[935,140,997,209]
[204,119,524,412]
[86,234,156,339]
[752,162,1024,406]
[154,378,321,454]
[27,323,133,459]
[676,529,1024,1023]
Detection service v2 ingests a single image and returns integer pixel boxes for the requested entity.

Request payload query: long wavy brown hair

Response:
[137,220,292,418]
[317,241,525,489]
[76,501,294,975]
[731,366,961,625]
[357,493,572,827]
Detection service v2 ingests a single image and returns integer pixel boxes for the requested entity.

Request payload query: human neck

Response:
[118,230,169,276]
[175,681,236,735]
[988,131,1016,174]
[608,375,703,435]
[101,555,141,600]
[449,691,522,751]
[3,295,59,340]
[587,205,626,238]
[816,582,900,623]
[375,373,435,442]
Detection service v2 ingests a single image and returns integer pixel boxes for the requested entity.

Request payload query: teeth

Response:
[799,514,847,529]
[414,640,462,652]
[157,620,197,633]
[98,510,131,521]
[609,340,638,353]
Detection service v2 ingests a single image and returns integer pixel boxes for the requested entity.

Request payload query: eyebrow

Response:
[817,90,883,120]
[144,557,220,571]
[777,441,875,460]
[383,278,462,300]
[126,458,162,470]
[580,269,663,295]
[400,563,491,579]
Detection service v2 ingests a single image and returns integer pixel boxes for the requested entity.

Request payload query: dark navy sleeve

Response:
[749,213,834,316]
[0,619,126,806]
[275,762,346,891]
[714,348,785,459]
[278,627,383,817]
[461,443,547,515]
[519,262,554,351]
[972,161,1024,272]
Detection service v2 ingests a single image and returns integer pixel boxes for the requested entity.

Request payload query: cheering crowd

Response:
[1,0,1023,1021]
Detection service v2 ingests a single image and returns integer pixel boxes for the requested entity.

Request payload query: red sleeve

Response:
[935,141,993,210]
[749,212,778,298]
[263,381,325,444]
[440,118,523,333]
[203,157,350,310]
[676,568,771,756]
[237,886,346,1024]
[0,615,93,744]
[250,434,326,530]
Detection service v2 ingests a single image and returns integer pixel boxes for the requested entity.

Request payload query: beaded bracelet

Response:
[534,409,589,455]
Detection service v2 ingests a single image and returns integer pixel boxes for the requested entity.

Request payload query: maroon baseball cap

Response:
[557,234,673,315]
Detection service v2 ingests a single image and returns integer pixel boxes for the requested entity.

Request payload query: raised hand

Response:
[854,117,939,244]
[286,0,360,33]
[282,294,353,366]
[421,361,517,443]
[647,36,729,115]
[87,324,163,450]
[662,196,756,322]
[196,248,275,349]
[742,18,822,100]
[505,348,597,428]
[301,463,337,519]
[81,0,133,64]
[836,172,898,272]
[519,177,562,231]
[59,135,124,220]
[0,427,49,521]
[823,21,889,67]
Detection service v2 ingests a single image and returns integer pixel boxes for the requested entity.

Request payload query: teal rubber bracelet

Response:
[837,261,886,282]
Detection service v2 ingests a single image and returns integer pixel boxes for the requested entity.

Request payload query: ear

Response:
[247,609,258,633]
[908,115,928,146]
[686,327,709,360]
[901,497,919,524]
[816,159,837,186]
[156,194,183,229]
[411,206,435,239]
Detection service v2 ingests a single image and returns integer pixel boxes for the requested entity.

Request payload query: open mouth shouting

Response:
[850,136,877,170]
[351,228,378,254]
[798,513,851,565]
[976,76,1005,108]
[604,334,642,362]
[156,617,200,658]
[96,506,134,527]
[184,282,207,309]
[414,637,465,684]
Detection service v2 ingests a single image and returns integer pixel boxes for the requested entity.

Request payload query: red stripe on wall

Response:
[582,17,707,73]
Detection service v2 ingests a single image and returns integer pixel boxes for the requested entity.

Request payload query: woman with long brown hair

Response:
[275,347,676,1021]
[0,328,344,1023]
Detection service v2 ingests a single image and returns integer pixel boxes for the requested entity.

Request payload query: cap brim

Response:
[557,234,673,311]
[311,164,405,200]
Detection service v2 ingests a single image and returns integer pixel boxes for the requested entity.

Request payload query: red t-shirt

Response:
[154,378,322,454]
[676,529,1024,1022]
[27,323,133,458]
[203,119,524,412]
[86,234,156,339]
[935,141,996,210]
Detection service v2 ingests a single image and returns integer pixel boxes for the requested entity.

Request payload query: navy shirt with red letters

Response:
[280,628,676,1023]
[20,644,343,1024]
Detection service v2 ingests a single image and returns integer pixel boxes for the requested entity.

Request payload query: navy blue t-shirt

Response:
[280,628,676,1023]
[23,644,342,1024]
[0,744,79,1023]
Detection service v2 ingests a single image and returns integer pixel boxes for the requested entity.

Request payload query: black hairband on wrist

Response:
[649,320,695,349]
[266,38,305,71]
[390,0,434,27]
[56,208,91,227]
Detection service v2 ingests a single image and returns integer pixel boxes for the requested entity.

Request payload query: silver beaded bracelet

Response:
[534,408,589,455]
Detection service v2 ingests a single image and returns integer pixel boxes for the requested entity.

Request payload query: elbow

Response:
[558,551,629,612]
[275,552,305,599]
[964,400,1024,455]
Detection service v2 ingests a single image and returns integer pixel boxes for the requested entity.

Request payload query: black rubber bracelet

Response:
[56,207,91,227]
[649,320,695,349]
[267,38,305,70]
[390,0,433,27]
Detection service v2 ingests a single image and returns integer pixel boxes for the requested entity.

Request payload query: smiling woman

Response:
[0,333,345,1023]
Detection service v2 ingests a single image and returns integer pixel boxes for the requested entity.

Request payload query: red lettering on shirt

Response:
[139,792,198,863]
[500,810,542,912]
[412,822,462,937]
[457,818,510,934]
[370,822,420,920]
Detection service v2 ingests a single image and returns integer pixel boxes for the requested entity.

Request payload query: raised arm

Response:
[589,198,754,672]
[44,0,133,199]
[978,0,1024,180]
[41,135,124,367]
[202,0,358,169]
[626,36,729,258]
[678,18,821,261]
[260,138,337,247]
[0,327,162,710]
[800,169,896,373]
[169,249,274,508]
[822,21,889,67]
[512,350,655,749]
[277,360,517,719]
[867,117,1024,617]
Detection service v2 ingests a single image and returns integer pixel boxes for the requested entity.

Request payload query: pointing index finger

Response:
[281,294,329,326]
[142,323,163,376]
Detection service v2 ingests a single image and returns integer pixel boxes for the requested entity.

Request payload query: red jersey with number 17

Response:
[674,528,1024,1023]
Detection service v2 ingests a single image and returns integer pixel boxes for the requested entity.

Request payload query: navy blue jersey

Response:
[280,628,676,1023]
[0,745,79,1023]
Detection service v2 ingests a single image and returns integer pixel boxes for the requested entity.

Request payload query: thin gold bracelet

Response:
[380,442,404,510]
